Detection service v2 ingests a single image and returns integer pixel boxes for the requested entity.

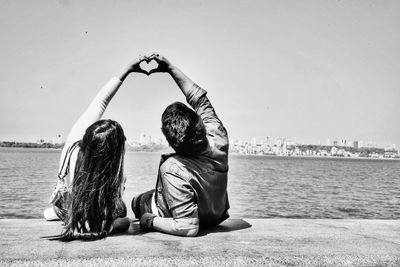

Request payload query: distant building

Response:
[347,140,353,148]
[251,137,257,147]
[36,139,46,145]
[139,133,153,145]
[359,140,364,148]
[275,138,283,147]
[264,136,271,147]
[52,134,63,145]
[353,141,359,149]
[364,141,378,148]
[155,137,167,145]
[139,133,146,144]
[127,140,140,147]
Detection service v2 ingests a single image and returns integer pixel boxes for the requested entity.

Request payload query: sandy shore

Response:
[1,218,399,266]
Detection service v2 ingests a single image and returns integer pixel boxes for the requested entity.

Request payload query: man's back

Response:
[136,53,230,236]
[155,84,230,227]
[158,151,229,226]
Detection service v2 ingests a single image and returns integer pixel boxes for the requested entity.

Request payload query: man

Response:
[132,53,230,237]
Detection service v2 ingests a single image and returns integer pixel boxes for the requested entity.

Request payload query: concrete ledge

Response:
[1,219,399,266]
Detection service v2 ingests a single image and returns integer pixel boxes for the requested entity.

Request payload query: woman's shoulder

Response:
[58,141,80,179]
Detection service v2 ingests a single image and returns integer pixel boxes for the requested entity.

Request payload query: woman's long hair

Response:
[61,119,126,241]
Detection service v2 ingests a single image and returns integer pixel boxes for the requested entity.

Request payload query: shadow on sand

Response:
[126,218,252,237]
[42,218,252,239]
[197,218,252,237]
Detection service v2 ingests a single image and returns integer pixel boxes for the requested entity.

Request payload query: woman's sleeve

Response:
[57,141,80,179]
[63,77,123,146]
[50,141,79,204]
[58,77,123,172]
[50,77,123,204]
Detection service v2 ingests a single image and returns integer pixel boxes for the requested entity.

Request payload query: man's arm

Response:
[148,53,229,159]
[152,216,199,237]
[140,213,199,237]
[149,167,199,237]
[148,53,196,101]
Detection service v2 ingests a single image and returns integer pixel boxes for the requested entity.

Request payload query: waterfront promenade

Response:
[1,218,399,266]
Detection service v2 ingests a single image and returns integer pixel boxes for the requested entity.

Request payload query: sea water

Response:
[0,147,399,219]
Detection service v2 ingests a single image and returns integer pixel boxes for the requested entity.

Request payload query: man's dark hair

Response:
[161,102,208,155]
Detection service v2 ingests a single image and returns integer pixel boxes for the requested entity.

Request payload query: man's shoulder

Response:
[160,155,186,174]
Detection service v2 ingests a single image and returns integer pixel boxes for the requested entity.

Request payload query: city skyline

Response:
[1,1,399,146]
[7,131,396,151]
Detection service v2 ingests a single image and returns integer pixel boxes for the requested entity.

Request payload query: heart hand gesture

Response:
[127,55,150,75]
[147,53,172,75]
[119,53,174,81]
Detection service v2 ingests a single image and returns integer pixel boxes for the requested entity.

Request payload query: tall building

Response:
[353,141,359,149]
[139,133,147,144]
[146,135,152,145]
[251,137,257,147]
[264,136,271,147]
[139,133,152,145]
[358,140,364,148]
[275,138,282,147]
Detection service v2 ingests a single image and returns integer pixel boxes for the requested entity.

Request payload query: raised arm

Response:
[140,170,199,237]
[148,53,195,99]
[64,57,147,146]
[148,53,229,160]
[45,56,147,221]
[58,57,148,176]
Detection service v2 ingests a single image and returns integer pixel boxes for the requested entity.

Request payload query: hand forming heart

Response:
[119,53,170,83]
[139,58,159,74]
[133,53,171,76]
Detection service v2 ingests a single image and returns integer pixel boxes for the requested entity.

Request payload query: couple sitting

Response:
[44,53,230,240]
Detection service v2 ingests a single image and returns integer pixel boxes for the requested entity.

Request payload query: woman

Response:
[44,56,148,240]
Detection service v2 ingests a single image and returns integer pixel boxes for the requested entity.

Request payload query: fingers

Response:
[134,55,149,75]
[134,52,164,75]
[138,55,148,63]
[148,52,158,57]
[137,69,149,75]
[147,52,161,75]
[147,52,161,61]
[148,67,160,75]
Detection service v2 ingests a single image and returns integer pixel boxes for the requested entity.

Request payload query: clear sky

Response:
[1,0,399,146]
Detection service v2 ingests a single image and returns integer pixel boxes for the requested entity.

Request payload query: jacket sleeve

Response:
[154,165,199,236]
[58,77,122,174]
[63,77,122,147]
[185,84,229,165]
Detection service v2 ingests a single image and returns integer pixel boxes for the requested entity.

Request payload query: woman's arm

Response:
[64,56,148,146]
[46,56,147,220]
[58,56,147,165]
[56,56,148,184]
